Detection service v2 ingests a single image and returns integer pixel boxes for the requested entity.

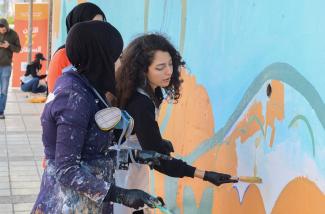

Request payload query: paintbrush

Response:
[231,176,262,184]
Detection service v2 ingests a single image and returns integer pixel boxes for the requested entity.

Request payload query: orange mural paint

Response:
[272,178,325,214]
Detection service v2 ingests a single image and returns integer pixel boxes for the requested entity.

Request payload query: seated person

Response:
[20,53,47,93]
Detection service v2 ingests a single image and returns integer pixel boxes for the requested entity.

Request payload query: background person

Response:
[20,52,47,93]
[47,2,106,93]
[0,18,21,119]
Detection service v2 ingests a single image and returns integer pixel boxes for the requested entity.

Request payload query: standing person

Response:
[32,21,162,214]
[115,33,237,213]
[0,18,21,119]
[47,2,106,93]
[20,52,47,93]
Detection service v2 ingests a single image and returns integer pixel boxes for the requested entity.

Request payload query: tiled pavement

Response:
[0,88,45,214]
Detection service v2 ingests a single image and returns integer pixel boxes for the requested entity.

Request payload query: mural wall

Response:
[52,0,325,213]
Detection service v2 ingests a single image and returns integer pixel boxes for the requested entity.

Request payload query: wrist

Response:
[194,169,205,179]
[105,184,125,203]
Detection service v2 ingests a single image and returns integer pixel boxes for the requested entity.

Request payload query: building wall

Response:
[52,1,325,213]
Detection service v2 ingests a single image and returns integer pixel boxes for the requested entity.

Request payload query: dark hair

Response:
[116,33,185,108]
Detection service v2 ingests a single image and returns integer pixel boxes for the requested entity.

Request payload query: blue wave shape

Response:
[183,62,325,164]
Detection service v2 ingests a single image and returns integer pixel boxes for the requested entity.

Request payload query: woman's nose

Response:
[165,66,173,75]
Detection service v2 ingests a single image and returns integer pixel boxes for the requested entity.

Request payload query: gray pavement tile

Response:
[14,203,34,212]
[0,189,10,196]
[0,125,5,134]
[8,156,35,161]
[11,182,40,189]
[10,175,40,182]
[0,149,7,157]
[0,166,8,172]
[0,182,10,189]
[0,204,13,213]
[6,134,28,142]
[22,116,41,132]
[9,161,35,166]
[7,92,17,102]
[9,166,37,171]
[0,172,9,177]
[18,103,39,115]
[12,188,39,196]
[4,116,25,132]
[11,195,37,204]
[0,162,8,166]
[5,103,20,115]
[8,152,34,157]
[2,90,45,211]
[0,177,9,183]
[9,170,38,176]
[0,157,8,162]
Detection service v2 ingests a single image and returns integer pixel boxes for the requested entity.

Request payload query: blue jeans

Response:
[21,77,47,93]
[0,65,12,114]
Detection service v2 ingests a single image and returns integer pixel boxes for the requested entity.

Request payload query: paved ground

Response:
[0,88,45,214]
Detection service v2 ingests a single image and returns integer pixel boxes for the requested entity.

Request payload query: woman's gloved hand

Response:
[160,139,174,155]
[203,171,238,186]
[132,150,172,169]
[105,185,163,209]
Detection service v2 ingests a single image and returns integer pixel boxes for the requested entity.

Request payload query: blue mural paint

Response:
[288,114,315,157]
[183,187,214,214]
[184,63,324,165]
[159,103,173,134]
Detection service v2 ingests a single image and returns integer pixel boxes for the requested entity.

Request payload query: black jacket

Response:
[0,18,21,66]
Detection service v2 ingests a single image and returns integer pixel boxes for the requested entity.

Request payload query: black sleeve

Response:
[127,94,196,178]
[154,158,195,178]
[9,31,21,53]
[127,95,168,155]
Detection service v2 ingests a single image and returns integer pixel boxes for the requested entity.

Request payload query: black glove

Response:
[160,139,174,155]
[105,185,162,210]
[132,150,172,169]
[203,171,238,186]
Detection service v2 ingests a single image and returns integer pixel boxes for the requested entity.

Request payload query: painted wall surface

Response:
[52,1,325,213]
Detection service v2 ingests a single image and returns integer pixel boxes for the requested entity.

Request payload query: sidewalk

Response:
[0,88,44,214]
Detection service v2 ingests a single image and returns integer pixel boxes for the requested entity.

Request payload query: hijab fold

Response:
[66,21,123,95]
[66,2,106,33]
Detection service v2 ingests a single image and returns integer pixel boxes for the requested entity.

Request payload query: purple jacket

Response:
[32,71,115,213]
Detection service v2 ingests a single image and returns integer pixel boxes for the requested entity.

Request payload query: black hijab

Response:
[56,2,107,52]
[66,2,106,33]
[66,21,123,95]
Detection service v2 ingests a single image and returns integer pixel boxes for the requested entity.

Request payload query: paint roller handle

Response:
[203,171,238,186]
[230,176,263,183]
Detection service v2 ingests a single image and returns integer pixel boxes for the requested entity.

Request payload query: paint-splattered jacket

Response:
[32,71,115,214]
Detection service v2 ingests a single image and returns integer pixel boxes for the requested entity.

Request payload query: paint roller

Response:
[231,176,262,184]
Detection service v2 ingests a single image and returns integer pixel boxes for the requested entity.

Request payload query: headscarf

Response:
[66,2,106,33]
[66,21,123,95]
